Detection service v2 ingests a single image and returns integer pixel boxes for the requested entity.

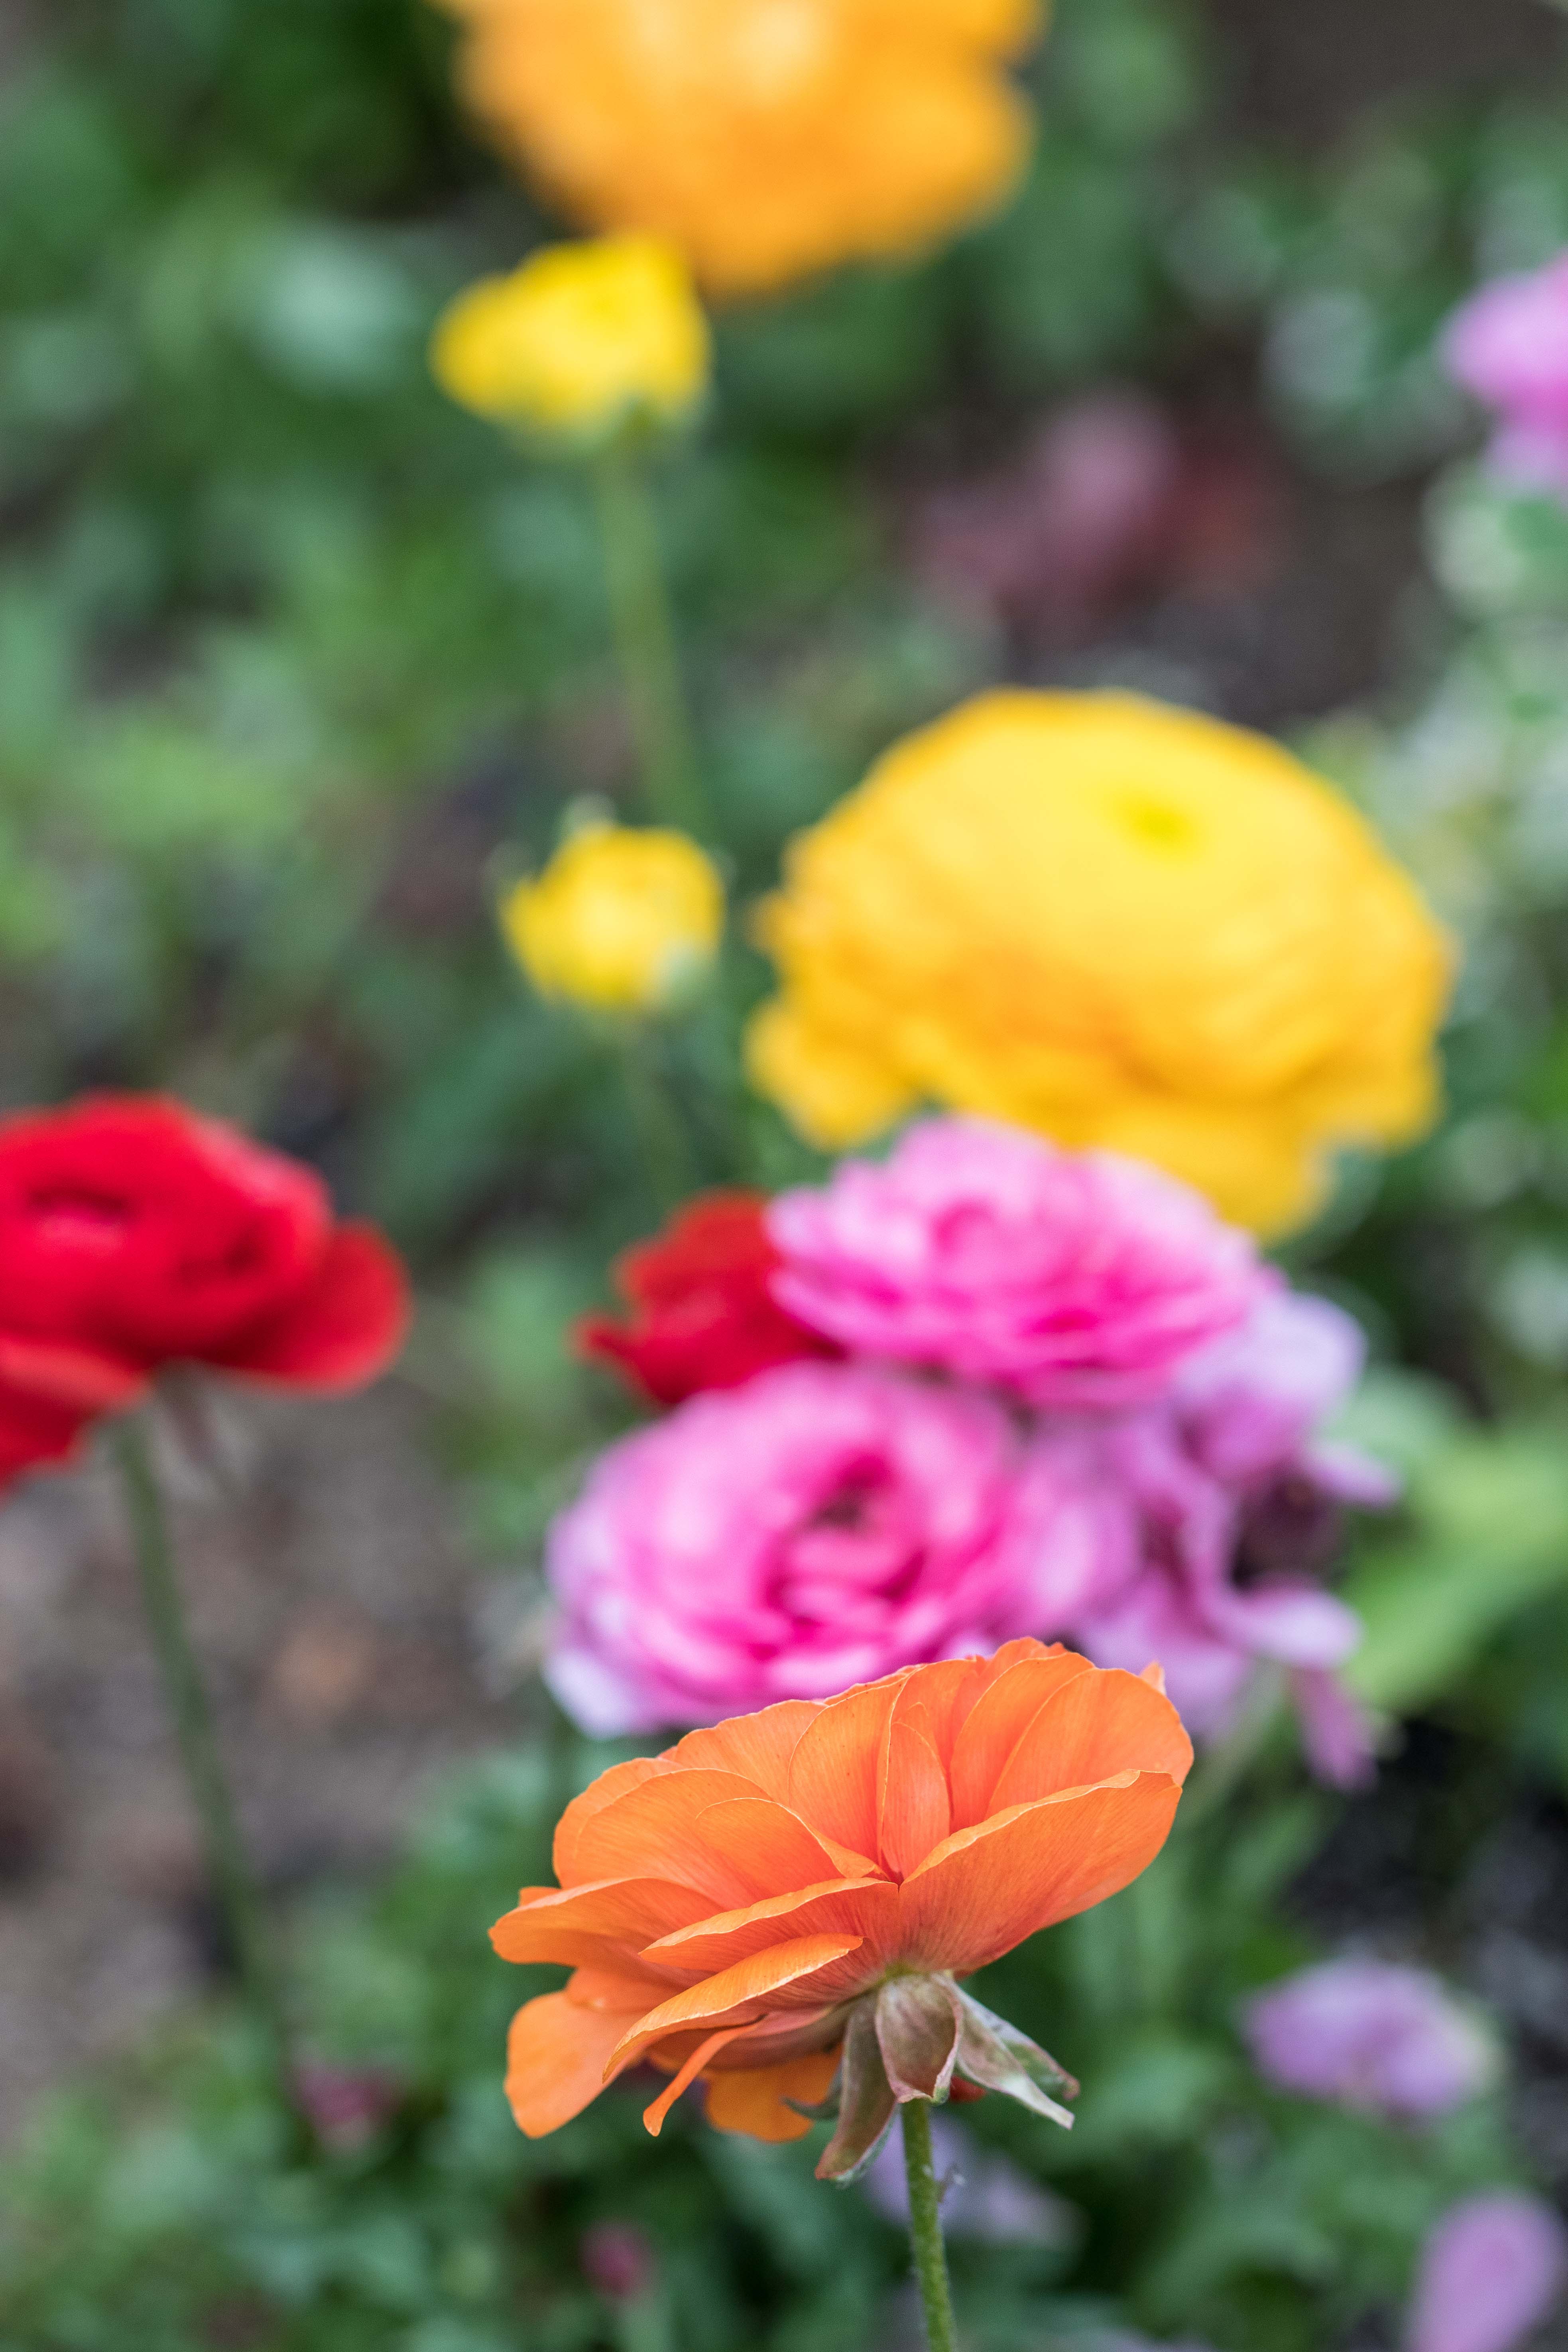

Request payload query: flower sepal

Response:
[809,1977,1079,2183]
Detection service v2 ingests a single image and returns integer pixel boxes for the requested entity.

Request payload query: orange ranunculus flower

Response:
[435,0,1044,298]
[493,1640,1191,2177]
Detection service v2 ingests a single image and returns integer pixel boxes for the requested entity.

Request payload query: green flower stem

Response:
[591,437,709,840]
[113,1416,307,2142]
[902,2100,959,2352]
[615,1025,698,1214]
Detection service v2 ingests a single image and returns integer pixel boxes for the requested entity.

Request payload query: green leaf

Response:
[1344,1425,1568,1710]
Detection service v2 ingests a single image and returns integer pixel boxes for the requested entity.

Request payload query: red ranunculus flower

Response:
[576,1190,838,1408]
[0,1373,99,1488]
[0,1096,410,1425]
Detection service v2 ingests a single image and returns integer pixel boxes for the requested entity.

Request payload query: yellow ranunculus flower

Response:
[502,822,724,1014]
[434,0,1043,298]
[746,692,1455,1235]
[431,235,709,439]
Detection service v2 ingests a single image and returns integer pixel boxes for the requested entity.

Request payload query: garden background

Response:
[6,0,1568,2346]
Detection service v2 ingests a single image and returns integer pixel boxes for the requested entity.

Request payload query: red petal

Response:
[216,1224,409,1392]
[0,1383,98,1486]
[0,1335,146,1414]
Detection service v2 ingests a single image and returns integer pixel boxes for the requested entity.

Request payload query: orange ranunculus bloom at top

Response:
[492,1641,1190,2172]
[436,0,1044,297]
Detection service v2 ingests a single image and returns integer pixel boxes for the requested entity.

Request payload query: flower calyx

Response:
[804,1976,1079,2183]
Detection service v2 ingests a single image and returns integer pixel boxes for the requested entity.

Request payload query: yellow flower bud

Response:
[746,691,1456,1236]
[502,822,724,1014]
[435,0,1045,298]
[431,234,710,441]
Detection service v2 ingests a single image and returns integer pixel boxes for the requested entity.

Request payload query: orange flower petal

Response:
[566,1964,669,2010]
[877,1714,952,1879]
[892,1655,991,1759]
[947,1651,1096,1827]
[977,1638,1067,1688]
[787,1678,901,1855]
[505,1990,641,2138]
[553,1758,668,1885]
[664,1700,822,1799]
[689,1797,868,1902]
[490,1878,714,1971]
[642,2025,750,2137]
[568,1770,785,1905]
[607,1934,865,2074]
[987,1667,1194,1814]
[642,1876,899,1976]
[704,2047,841,2143]
[898,1774,1183,1974]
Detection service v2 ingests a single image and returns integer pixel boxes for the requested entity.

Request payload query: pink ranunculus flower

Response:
[1058,1291,1397,1783]
[1242,1959,1497,2123]
[1407,2193,1568,2352]
[542,1359,1098,1736]
[767,1118,1267,1410]
[1444,252,1568,499]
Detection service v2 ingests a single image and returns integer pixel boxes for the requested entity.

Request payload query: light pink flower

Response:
[768,1118,1266,1410]
[1407,2193,1568,2352]
[1444,254,1568,498]
[543,1359,1092,1736]
[1056,1293,1395,1781]
[1243,1959,1497,2122]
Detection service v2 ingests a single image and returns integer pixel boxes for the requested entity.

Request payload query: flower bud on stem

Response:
[113,1416,314,2157]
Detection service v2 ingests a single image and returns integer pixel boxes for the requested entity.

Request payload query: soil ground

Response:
[0,1385,514,2144]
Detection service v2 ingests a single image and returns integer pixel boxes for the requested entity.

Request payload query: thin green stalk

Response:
[591,439,709,838]
[902,2100,959,2352]
[113,1417,307,2141]
[615,1027,698,1214]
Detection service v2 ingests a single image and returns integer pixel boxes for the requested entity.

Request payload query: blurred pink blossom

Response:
[1406,2193,1568,2352]
[1444,254,1568,498]
[913,392,1181,640]
[1242,1959,1497,2122]
[543,1360,1086,1735]
[581,2222,659,2304]
[1058,1292,1395,1781]
[910,390,1288,644]
[292,2061,401,2151]
[768,1119,1265,1411]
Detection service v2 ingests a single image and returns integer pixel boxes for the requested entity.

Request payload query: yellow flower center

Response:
[1113,794,1201,853]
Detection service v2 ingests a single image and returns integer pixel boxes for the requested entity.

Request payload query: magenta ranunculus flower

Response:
[1407,2193,1568,2352]
[1444,252,1568,498]
[767,1118,1266,1410]
[542,1358,1096,1736]
[1058,1292,1396,1782]
[1242,1958,1497,2122]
